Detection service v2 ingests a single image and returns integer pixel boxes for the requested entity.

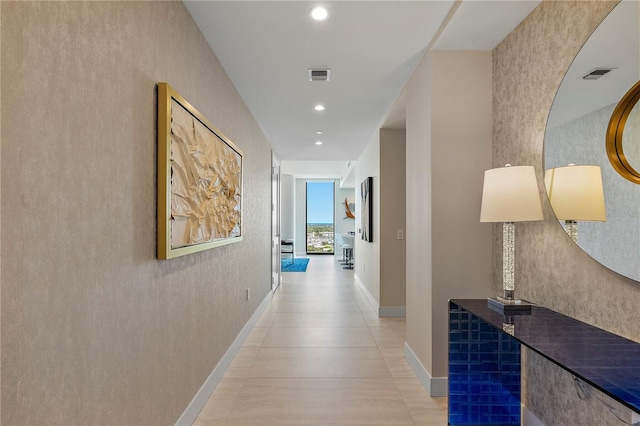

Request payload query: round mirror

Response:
[607,80,640,183]
[544,0,640,281]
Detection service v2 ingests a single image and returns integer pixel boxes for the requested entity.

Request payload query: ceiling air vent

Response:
[582,68,615,80]
[308,69,331,82]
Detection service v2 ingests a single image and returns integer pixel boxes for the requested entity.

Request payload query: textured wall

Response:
[493,1,640,424]
[1,2,272,425]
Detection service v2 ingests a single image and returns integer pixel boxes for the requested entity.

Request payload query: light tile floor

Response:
[194,255,448,425]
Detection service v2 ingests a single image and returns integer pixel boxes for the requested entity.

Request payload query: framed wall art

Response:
[157,83,243,260]
[361,176,373,242]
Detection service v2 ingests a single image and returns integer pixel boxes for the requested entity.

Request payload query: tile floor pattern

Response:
[194,255,447,425]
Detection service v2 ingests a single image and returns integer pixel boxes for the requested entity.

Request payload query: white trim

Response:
[175,290,274,426]
[354,273,379,313]
[354,275,405,317]
[404,342,447,397]
[522,404,545,426]
[379,306,406,317]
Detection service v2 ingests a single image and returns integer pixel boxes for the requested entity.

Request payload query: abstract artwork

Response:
[361,176,373,242]
[344,198,355,219]
[157,83,243,259]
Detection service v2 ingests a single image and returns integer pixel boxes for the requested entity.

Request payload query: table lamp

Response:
[480,164,544,313]
[544,164,606,243]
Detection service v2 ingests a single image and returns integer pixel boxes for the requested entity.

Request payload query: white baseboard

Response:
[404,342,447,397]
[175,290,274,426]
[354,275,405,318]
[379,306,406,317]
[522,404,545,426]
[354,274,379,313]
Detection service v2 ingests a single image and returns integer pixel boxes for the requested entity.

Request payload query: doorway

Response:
[305,181,334,254]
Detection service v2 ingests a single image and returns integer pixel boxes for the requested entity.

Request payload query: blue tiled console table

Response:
[448,299,640,426]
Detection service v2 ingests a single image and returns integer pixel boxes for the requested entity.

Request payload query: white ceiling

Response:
[184,0,541,174]
[279,159,356,187]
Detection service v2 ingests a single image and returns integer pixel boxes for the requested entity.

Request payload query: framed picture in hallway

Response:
[361,176,373,242]
[157,83,243,260]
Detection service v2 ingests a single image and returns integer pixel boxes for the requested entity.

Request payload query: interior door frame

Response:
[271,152,281,291]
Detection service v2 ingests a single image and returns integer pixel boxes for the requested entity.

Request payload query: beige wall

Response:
[379,130,406,309]
[493,1,640,424]
[430,51,494,376]
[406,52,434,376]
[1,2,272,424]
[355,133,381,305]
[355,129,406,314]
[406,51,493,385]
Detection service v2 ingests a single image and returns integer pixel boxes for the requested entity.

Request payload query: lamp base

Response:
[487,296,533,315]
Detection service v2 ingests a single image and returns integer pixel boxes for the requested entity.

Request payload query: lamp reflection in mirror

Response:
[544,164,607,243]
[480,165,544,312]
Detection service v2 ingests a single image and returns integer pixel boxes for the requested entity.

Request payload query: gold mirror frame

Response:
[606,80,640,184]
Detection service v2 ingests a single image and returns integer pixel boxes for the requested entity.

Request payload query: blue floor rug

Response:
[281,258,309,272]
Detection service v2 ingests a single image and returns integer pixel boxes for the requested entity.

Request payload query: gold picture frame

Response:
[157,83,243,259]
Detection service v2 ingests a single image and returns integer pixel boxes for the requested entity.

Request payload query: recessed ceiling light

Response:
[310,7,329,21]
[314,104,325,111]
[315,141,323,145]
[316,130,323,134]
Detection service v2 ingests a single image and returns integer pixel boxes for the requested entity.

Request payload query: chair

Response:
[340,234,354,269]
[281,239,294,264]
[335,233,348,264]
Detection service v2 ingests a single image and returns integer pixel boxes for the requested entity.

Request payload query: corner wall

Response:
[406,51,434,379]
[405,50,493,393]
[354,129,406,315]
[493,1,640,424]
[430,51,493,376]
[1,2,272,424]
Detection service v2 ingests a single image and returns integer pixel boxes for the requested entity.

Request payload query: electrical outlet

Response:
[246,288,250,300]
[397,230,404,240]
[363,263,366,271]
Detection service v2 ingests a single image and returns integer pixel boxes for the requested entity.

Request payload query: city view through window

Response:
[306,181,334,254]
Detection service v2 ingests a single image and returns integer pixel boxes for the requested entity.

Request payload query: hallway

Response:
[193,255,447,425]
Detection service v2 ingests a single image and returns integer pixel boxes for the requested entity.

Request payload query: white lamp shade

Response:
[544,165,606,221]
[480,165,544,222]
